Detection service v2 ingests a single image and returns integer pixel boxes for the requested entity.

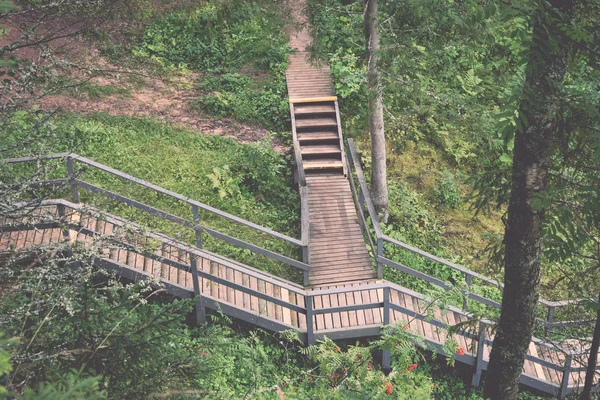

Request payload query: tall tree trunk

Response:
[364,0,388,223]
[580,292,600,400]
[483,1,574,398]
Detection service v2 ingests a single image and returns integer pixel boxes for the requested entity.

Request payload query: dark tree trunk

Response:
[483,1,574,399]
[580,292,600,400]
[364,0,389,222]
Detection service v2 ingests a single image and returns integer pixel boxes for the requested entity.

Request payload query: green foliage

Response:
[196,71,290,131]
[2,112,301,281]
[434,168,462,209]
[134,1,288,73]
[133,1,291,129]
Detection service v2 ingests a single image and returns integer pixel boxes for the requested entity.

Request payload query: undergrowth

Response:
[132,0,291,131]
[1,111,302,282]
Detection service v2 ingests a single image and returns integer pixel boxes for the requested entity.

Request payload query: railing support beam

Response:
[382,286,391,373]
[66,156,80,203]
[559,355,572,399]
[471,321,487,387]
[192,205,202,249]
[306,294,315,345]
[190,256,206,325]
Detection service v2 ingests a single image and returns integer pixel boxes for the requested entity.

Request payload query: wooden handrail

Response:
[3,153,303,247]
[345,138,589,328]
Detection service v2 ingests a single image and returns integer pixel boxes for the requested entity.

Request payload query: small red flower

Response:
[367,362,373,371]
[407,363,418,371]
[385,382,393,395]
[456,347,465,356]
[331,373,341,380]
[356,354,362,361]
[307,376,313,381]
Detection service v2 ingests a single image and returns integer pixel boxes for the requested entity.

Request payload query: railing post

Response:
[66,156,80,203]
[306,293,315,345]
[559,354,572,399]
[56,204,71,241]
[545,305,555,337]
[382,286,391,373]
[471,321,487,387]
[192,205,202,249]
[463,274,473,311]
[190,255,206,325]
[377,237,384,279]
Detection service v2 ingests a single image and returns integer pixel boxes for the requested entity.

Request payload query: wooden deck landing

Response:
[307,176,376,286]
[1,202,596,395]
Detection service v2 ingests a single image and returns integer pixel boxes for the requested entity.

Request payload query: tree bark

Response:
[580,292,600,400]
[483,1,574,399]
[364,0,388,222]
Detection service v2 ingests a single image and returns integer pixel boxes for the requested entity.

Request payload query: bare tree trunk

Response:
[580,292,600,400]
[364,0,388,223]
[483,1,574,398]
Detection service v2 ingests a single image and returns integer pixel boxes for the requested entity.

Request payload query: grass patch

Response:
[2,112,302,282]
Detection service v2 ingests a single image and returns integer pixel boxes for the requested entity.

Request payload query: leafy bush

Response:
[196,72,290,131]
[434,168,462,208]
[2,112,301,281]
[134,0,288,73]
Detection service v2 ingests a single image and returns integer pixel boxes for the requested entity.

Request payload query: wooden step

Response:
[303,160,344,171]
[294,104,336,115]
[297,131,339,142]
[300,145,341,156]
[295,118,337,128]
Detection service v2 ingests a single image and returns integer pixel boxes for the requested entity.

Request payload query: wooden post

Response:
[382,286,391,373]
[545,305,555,337]
[559,354,572,399]
[192,205,202,249]
[377,237,384,279]
[56,204,70,241]
[463,274,473,311]
[66,157,80,203]
[306,294,315,345]
[471,321,487,387]
[190,256,206,325]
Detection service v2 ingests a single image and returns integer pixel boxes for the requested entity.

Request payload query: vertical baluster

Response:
[190,255,206,325]
[66,157,80,203]
[192,205,202,249]
[382,286,391,373]
[463,274,473,311]
[471,321,487,387]
[559,354,572,399]
[306,293,315,345]
[545,305,555,337]
[377,238,384,279]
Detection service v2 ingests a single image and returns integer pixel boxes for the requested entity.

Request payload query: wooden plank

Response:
[337,286,350,328]
[353,284,366,327]
[281,287,292,326]
[313,293,325,331]
[328,287,342,329]
[320,290,334,330]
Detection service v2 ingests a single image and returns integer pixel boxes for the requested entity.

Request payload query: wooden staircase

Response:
[292,101,345,176]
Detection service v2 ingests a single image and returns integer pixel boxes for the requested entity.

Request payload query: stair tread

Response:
[297,132,339,141]
[295,118,337,128]
[300,145,341,155]
[294,104,336,115]
[303,160,344,170]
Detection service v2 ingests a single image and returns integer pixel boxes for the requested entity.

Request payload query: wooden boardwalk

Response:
[0,201,596,397]
[0,3,597,396]
[287,12,376,286]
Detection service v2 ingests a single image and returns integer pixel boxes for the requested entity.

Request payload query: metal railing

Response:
[289,103,311,269]
[2,200,596,399]
[2,153,311,285]
[345,138,591,334]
